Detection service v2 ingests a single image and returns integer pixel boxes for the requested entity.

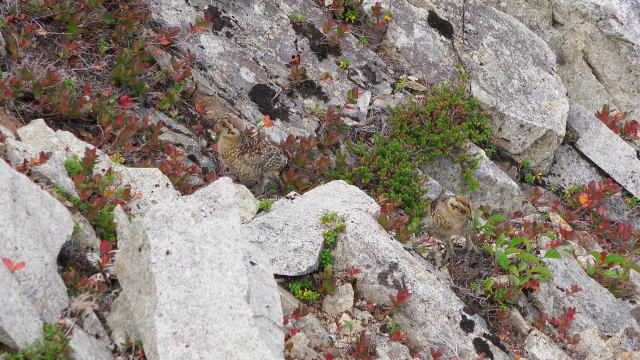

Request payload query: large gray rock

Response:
[480,0,640,121]
[4,119,179,217]
[461,4,568,173]
[531,246,639,337]
[244,180,379,276]
[114,178,282,360]
[0,159,72,323]
[377,0,459,86]
[567,102,640,199]
[143,0,392,132]
[0,265,43,349]
[547,144,604,190]
[423,142,525,214]
[333,211,509,360]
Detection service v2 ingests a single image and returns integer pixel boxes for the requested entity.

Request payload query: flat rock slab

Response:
[567,102,640,199]
[334,211,509,360]
[423,142,525,215]
[244,180,379,276]
[115,178,282,360]
[531,246,639,336]
[547,144,604,189]
[0,159,71,324]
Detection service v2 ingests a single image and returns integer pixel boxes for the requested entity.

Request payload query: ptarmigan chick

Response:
[215,116,286,193]
[422,195,477,261]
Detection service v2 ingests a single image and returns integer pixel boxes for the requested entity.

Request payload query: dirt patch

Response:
[248,83,290,122]
[206,6,234,33]
[427,10,454,39]
[289,79,329,102]
[291,21,341,60]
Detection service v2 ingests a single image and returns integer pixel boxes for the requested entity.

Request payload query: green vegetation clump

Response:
[288,279,321,303]
[258,198,272,212]
[332,71,494,225]
[4,323,73,360]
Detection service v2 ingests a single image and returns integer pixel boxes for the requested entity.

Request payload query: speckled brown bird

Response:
[422,195,477,260]
[215,116,286,194]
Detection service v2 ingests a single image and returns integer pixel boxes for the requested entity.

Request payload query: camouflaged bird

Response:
[215,116,286,194]
[422,195,477,261]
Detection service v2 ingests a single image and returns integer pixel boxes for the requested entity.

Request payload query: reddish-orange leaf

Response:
[578,193,590,208]
[3,258,25,273]
[195,103,205,114]
[263,115,273,128]
[3,257,14,270]
[118,95,135,109]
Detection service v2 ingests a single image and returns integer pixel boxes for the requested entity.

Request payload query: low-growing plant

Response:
[483,234,559,309]
[259,198,272,212]
[338,58,351,69]
[319,248,334,269]
[122,338,146,359]
[586,251,640,298]
[288,279,322,303]
[596,104,639,141]
[333,71,494,238]
[58,148,132,243]
[394,76,409,92]
[4,323,73,360]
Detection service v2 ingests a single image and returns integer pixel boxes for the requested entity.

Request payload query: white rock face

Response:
[547,144,604,189]
[0,265,43,349]
[524,329,572,360]
[480,0,640,120]
[423,142,525,214]
[567,102,640,199]
[461,4,569,173]
[333,211,509,360]
[244,181,379,276]
[0,159,72,324]
[531,245,639,336]
[114,178,282,360]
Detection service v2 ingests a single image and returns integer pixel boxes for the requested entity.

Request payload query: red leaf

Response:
[2,257,14,270]
[118,95,135,109]
[3,258,25,273]
[12,262,25,272]
[100,241,112,255]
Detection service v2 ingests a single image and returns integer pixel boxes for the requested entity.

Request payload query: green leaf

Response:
[516,252,541,263]
[484,276,494,291]
[497,250,509,271]
[510,265,520,276]
[530,266,552,279]
[543,250,562,259]
[495,234,506,247]
[485,214,506,224]
[603,254,626,265]
[508,237,525,249]
[602,270,621,278]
